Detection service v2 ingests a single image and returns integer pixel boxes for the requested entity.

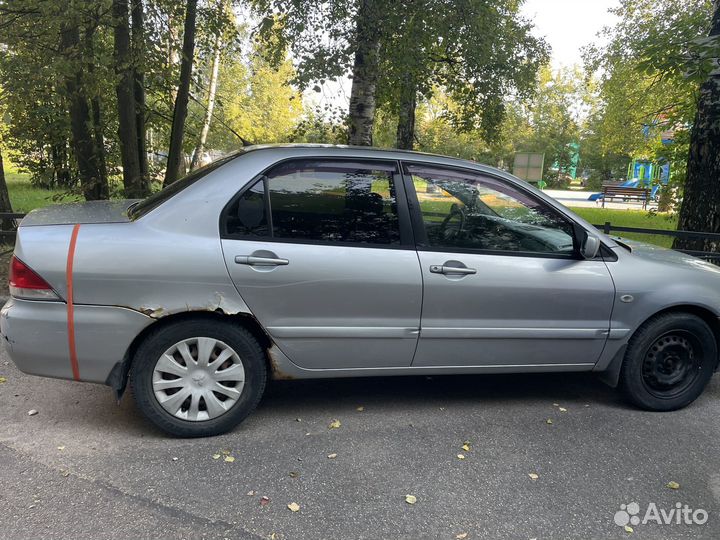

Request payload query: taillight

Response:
[9,256,60,301]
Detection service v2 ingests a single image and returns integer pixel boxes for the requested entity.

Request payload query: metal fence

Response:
[0,213,27,244]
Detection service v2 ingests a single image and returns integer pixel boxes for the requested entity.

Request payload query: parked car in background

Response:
[2,145,719,437]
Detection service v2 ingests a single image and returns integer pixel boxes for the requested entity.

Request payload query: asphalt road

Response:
[1,348,720,540]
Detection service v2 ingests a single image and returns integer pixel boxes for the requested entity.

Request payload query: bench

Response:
[601,186,650,209]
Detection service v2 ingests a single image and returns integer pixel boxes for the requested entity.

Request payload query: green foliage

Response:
[582,0,715,189]
[201,48,302,149]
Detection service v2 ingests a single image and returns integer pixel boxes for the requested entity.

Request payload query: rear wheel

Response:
[131,319,267,437]
[620,312,717,411]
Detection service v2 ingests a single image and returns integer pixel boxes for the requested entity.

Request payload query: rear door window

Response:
[223,159,402,246]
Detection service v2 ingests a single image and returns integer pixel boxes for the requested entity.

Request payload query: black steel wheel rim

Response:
[641,330,702,399]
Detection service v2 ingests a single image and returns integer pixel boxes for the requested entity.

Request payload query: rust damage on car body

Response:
[267,346,296,380]
[136,292,247,319]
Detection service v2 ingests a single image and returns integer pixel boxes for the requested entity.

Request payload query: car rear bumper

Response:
[1,297,153,384]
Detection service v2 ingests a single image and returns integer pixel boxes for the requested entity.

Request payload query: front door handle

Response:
[235,255,289,266]
[429,264,476,275]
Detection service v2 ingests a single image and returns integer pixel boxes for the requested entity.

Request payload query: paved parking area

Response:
[1,349,720,539]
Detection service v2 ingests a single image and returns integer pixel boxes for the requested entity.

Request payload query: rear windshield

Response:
[128,152,241,219]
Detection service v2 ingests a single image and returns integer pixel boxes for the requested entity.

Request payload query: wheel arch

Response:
[598,303,720,388]
[106,310,274,399]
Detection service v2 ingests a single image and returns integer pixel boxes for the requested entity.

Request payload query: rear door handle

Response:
[429,265,476,275]
[235,255,289,266]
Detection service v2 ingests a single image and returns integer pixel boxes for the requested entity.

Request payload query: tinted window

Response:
[225,160,401,245]
[407,164,575,255]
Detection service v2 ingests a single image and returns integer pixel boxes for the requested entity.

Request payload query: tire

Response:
[619,312,717,411]
[131,319,267,437]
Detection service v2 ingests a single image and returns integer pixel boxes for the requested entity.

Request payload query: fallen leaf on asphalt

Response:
[296,418,302,422]
[462,443,470,451]
[553,403,559,407]
[456,534,468,539]
[61,470,70,478]
[247,490,255,496]
[0,376,6,383]
[27,409,38,416]
[328,419,341,429]
[212,454,221,460]
[405,494,417,504]
[559,407,567,412]
[667,481,680,490]
[457,454,465,460]
[287,502,300,512]
[224,456,235,463]
[289,471,299,478]
[356,406,364,412]
[172,457,178,461]
[327,453,337,459]
[528,473,539,480]
[624,525,633,533]
[270,533,277,540]
[260,496,270,506]
[546,419,553,425]
[222,449,231,455]
[57,446,65,451]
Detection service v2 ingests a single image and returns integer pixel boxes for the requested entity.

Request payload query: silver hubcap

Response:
[152,337,245,421]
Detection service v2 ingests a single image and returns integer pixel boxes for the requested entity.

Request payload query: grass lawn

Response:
[569,207,677,248]
[5,171,77,213]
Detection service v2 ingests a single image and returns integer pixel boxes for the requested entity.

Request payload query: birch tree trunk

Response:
[348,0,381,146]
[674,0,720,251]
[164,0,198,185]
[190,33,221,171]
[113,0,144,198]
[395,75,417,150]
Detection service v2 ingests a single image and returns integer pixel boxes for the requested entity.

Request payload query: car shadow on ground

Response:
[261,372,623,411]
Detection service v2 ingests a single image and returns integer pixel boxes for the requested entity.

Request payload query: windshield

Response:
[128,152,242,219]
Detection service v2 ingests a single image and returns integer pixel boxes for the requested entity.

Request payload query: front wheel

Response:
[131,319,267,437]
[620,312,717,411]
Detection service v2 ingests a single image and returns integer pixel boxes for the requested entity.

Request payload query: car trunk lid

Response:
[19,200,140,227]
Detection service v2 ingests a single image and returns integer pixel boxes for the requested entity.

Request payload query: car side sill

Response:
[268,345,594,379]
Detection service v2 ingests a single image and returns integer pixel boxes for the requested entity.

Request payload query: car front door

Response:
[220,158,422,370]
[404,163,615,369]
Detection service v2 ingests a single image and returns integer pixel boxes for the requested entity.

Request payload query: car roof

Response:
[238,143,505,176]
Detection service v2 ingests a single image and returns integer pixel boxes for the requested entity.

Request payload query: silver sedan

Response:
[2,145,719,436]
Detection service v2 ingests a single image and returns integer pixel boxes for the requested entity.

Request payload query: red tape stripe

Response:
[66,223,81,381]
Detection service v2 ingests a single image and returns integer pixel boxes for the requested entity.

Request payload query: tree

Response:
[164,0,198,185]
[113,0,145,198]
[382,0,547,150]
[60,18,109,200]
[0,149,12,214]
[675,0,720,250]
[347,0,382,145]
[131,0,150,190]
[585,0,715,197]
[190,1,230,170]
[252,0,390,145]
[203,43,303,150]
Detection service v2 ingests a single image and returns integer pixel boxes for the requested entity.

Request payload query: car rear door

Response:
[403,162,615,369]
[220,158,422,370]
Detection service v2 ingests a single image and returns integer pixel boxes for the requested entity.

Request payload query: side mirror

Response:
[580,232,601,259]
